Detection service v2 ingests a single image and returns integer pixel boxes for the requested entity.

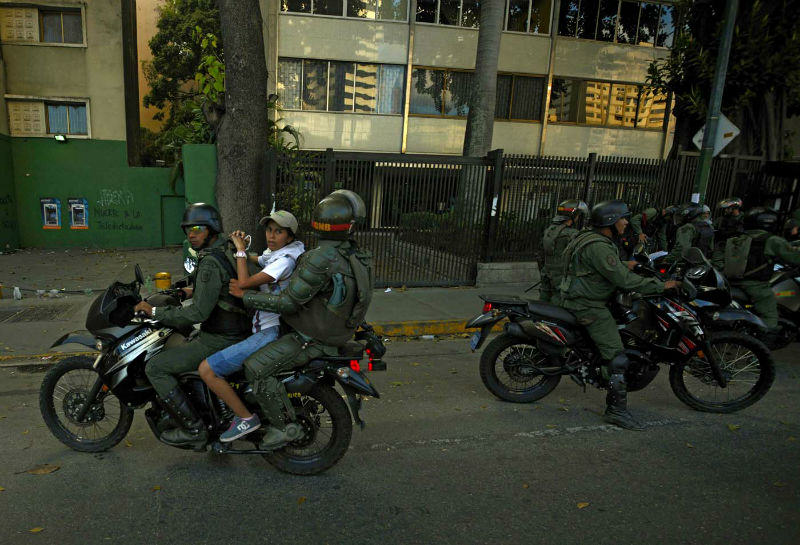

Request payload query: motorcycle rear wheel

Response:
[479,334,561,403]
[39,356,134,452]
[262,384,352,475]
[669,332,775,413]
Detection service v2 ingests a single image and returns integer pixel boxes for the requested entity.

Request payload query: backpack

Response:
[723,235,751,279]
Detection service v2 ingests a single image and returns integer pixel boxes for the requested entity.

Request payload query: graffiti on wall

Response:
[95,188,143,231]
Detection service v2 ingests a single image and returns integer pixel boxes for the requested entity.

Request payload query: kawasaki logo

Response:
[120,329,153,351]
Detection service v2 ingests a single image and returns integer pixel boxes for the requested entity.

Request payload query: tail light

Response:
[365,349,387,371]
[349,360,361,372]
[658,267,667,274]
[482,302,493,313]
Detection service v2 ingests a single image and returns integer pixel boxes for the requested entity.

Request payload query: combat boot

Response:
[259,423,302,450]
[603,373,644,431]
[159,388,208,446]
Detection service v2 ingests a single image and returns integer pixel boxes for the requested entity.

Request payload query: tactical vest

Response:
[692,221,714,256]
[194,242,250,337]
[744,233,772,281]
[558,231,610,297]
[542,223,574,275]
[285,240,373,347]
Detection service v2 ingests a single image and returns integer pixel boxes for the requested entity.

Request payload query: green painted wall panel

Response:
[0,134,19,250]
[182,144,217,207]
[11,138,185,248]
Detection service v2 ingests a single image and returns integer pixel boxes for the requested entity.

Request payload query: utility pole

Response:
[692,0,739,204]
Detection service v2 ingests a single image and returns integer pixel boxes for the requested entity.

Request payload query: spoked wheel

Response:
[262,384,352,475]
[669,332,775,413]
[39,356,133,452]
[479,334,561,403]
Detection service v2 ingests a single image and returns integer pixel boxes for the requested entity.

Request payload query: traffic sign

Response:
[693,113,740,156]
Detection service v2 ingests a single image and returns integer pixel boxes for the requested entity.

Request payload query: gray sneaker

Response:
[220,415,261,442]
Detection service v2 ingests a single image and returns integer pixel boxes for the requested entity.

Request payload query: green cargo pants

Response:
[145,331,243,398]
[562,303,624,361]
[734,280,779,328]
[242,332,334,430]
[539,273,555,303]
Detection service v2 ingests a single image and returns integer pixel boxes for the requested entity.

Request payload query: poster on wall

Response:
[68,198,89,229]
[40,197,61,230]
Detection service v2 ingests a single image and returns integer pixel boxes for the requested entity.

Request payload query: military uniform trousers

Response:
[733,280,778,328]
[539,273,558,304]
[145,331,243,398]
[242,331,334,428]
[562,303,624,361]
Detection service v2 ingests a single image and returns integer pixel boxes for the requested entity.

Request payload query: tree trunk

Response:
[458,0,504,225]
[462,1,504,157]
[763,91,780,161]
[215,0,269,247]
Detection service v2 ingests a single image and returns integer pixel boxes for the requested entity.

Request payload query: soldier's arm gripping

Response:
[588,241,666,296]
[767,236,800,267]
[242,246,333,315]
[155,258,224,328]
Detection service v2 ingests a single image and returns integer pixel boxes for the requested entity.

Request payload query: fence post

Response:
[265,147,277,209]
[324,147,336,194]
[480,149,505,262]
[582,152,597,203]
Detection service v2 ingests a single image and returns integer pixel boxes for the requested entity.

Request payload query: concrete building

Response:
[267,0,677,157]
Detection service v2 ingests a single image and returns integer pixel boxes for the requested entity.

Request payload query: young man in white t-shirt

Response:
[197,210,305,442]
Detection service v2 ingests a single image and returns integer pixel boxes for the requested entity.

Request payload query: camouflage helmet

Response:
[311,190,366,240]
[716,197,743,214]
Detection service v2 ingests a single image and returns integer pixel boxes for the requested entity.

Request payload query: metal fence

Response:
[267,148,799,287]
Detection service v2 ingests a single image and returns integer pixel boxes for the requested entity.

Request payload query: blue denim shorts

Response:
[206,326,280,377]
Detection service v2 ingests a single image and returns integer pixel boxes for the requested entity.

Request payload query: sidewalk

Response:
[0,248,532,362]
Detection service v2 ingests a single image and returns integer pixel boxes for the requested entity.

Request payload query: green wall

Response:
[11,138,185,247]
[0,134,19,250]
[182,144,218,207]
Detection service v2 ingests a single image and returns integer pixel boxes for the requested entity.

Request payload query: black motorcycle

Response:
[466,250,774,414]
[40,265,386,475]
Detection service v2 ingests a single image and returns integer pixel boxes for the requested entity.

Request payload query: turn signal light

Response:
[482,302,493,313]
[349,360,361,372]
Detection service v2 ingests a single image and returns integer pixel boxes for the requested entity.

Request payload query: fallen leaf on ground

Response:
[546,424,558,429]
[298,496,307,506]
[151,485,161,492]
[0,486,5,491]
[29,527,44,533]
[577,502,590,509]
[26,464,59,475]
[727,424,741,432]
[410,362,420,367]
[773,482,787,487]
[124,440,133,448]
[390,382,404,387]
[480,405,487,409]
[787,437,796,442]
[686,443,694,448]
[22,430,29,435]
[559,407,569,412]
[780,421,791,426]
[522,483,529,489]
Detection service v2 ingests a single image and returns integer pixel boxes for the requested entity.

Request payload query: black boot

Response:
[603,373,644,431]
[159,388,208,446]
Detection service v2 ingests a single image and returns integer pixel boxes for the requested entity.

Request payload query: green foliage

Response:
[648,0,800,157]
[192,26,225,106]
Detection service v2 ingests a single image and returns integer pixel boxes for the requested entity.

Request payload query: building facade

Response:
[268,0,676,157]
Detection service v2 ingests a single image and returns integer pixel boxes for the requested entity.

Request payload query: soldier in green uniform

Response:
[723,208,800,331]
[711,197,744,264]
[560,200,680,430]
[228,190,373,449]
[666,202,714,263]
[133,203,250,446]
[630,206,669,253]
[539,199,588,304]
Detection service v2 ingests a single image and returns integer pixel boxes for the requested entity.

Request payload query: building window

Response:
[278,58,406,114]
[549,77,667,130]
[416,0,551,33]
[281,0,409,21]
[0,6,84,44]
[557,0,674,48]
[46,103,88,134]
[411,68,545,120]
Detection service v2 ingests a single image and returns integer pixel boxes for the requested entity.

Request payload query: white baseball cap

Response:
[259,210,299,234]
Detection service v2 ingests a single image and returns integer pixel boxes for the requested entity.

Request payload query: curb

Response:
[0,319,504,368]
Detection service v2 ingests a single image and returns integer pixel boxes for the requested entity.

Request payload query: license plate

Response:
[469,331,483,350]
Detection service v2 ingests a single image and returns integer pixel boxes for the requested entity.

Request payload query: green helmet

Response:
[311,190,366,240]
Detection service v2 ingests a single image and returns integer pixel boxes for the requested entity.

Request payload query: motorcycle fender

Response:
[51,330,98,350]
[329,366,380,399]
[715,308,769,331]
[465,312,505,329]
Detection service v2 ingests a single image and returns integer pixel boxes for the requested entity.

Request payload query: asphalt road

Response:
[1,338,798,545]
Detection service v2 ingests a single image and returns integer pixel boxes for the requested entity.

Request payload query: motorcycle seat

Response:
[526,301,578,326]
[730,286,751,304]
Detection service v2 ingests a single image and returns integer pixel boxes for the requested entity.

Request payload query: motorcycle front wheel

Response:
[479,334,561,403]
[39,356,134,452]
[669,332,775,413]
[262,384,353,475]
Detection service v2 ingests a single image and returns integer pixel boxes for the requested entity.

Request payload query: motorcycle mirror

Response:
[134,264,145,285]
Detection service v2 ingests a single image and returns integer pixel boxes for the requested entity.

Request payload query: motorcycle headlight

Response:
[95,339,104,351]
